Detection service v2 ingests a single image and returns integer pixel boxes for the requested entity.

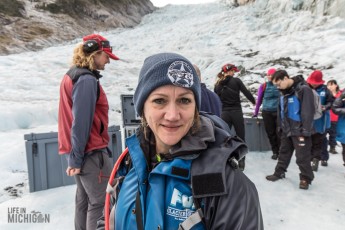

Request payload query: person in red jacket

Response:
[58,34,119,230]
[326,80,342,154]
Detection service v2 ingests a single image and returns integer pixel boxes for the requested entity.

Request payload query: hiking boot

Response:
[321,160,328,167]
[266,173,285,182]
[329,146,338,154]
[271,154,278,160]
[311,158,319,172]
[299,180,309,190]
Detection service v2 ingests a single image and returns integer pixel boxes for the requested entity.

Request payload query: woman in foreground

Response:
[98,52,263,230]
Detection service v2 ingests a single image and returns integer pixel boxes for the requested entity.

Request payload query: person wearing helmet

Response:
[58,34,120,230]
[214,64,256,170]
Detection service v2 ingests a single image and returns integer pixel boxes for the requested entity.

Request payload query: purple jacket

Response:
[253,84,265,116]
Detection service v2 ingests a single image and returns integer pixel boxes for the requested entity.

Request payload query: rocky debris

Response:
[4,183,24,197]
[0,0,156,55]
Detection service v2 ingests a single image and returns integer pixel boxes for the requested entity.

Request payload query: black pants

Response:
[327,121,338,148]
[310,132,325,160]
[321,135,329,161]
[274,134,314,183]
[221,109,245,141]
[221,109,246,167]
[262,110,281,155]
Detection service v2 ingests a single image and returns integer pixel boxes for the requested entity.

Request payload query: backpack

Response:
[312,89,323,120]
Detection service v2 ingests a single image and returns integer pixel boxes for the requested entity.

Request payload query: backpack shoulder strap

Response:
[262,82,267,93]
[312,89,323,120]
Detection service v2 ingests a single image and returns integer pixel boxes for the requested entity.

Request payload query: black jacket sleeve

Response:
[238,79,256,105]
[323,88,334,110]
[332,90,345,115]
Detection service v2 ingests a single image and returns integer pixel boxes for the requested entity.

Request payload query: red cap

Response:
[267,68,276,76]
[307,70,324,85]
[82,34,120,60]
[222,64,239,73]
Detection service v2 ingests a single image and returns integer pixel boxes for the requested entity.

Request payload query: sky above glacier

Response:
[0,0,344,229]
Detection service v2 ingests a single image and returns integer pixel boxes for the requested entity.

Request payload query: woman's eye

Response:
[179,98,192,104]
[153,98,166,105]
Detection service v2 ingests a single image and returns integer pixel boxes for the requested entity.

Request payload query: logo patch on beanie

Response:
[167,61,194,88]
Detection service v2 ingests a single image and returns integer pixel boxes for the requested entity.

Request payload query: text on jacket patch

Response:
[167,188,196,221]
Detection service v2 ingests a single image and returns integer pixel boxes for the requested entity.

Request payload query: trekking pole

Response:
[105,147,129,230]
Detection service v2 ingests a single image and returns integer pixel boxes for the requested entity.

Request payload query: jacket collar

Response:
[169,115,216,156]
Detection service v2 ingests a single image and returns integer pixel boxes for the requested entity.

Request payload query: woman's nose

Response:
[164,103,180,121]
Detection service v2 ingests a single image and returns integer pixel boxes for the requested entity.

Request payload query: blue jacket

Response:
[277,75,315,137]
[313,85,333,134]
[116,135,204,230]
[101,114,263,230]
[262,81,280,112]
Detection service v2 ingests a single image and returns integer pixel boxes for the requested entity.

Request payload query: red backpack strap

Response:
[262,82,267,93]
[105,147,129,230]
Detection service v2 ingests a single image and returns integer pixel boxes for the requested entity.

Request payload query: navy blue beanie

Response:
[134,53,201,116]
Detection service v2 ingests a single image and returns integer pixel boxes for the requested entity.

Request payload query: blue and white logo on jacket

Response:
[167,188,195,220]
[281,95,301,121]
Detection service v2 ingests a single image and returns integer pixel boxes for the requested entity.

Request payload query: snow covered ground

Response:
[0,0,345,229]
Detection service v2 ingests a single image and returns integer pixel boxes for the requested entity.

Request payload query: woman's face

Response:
[93,51,110,70]
[327,83,337,93]
[143,85,196,154]
[225,70,235,77]
[267,74,272,81]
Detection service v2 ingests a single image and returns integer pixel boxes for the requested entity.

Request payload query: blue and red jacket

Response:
[277,75,314,137]
[312,85,333,134]
[332,90,345,143]
[58,66,109,168]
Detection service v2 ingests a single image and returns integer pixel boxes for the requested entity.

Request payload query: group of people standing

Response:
[58,34,263,230]
[57,33,344,229]
[204,62,345,191]
[253,69,344,190]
